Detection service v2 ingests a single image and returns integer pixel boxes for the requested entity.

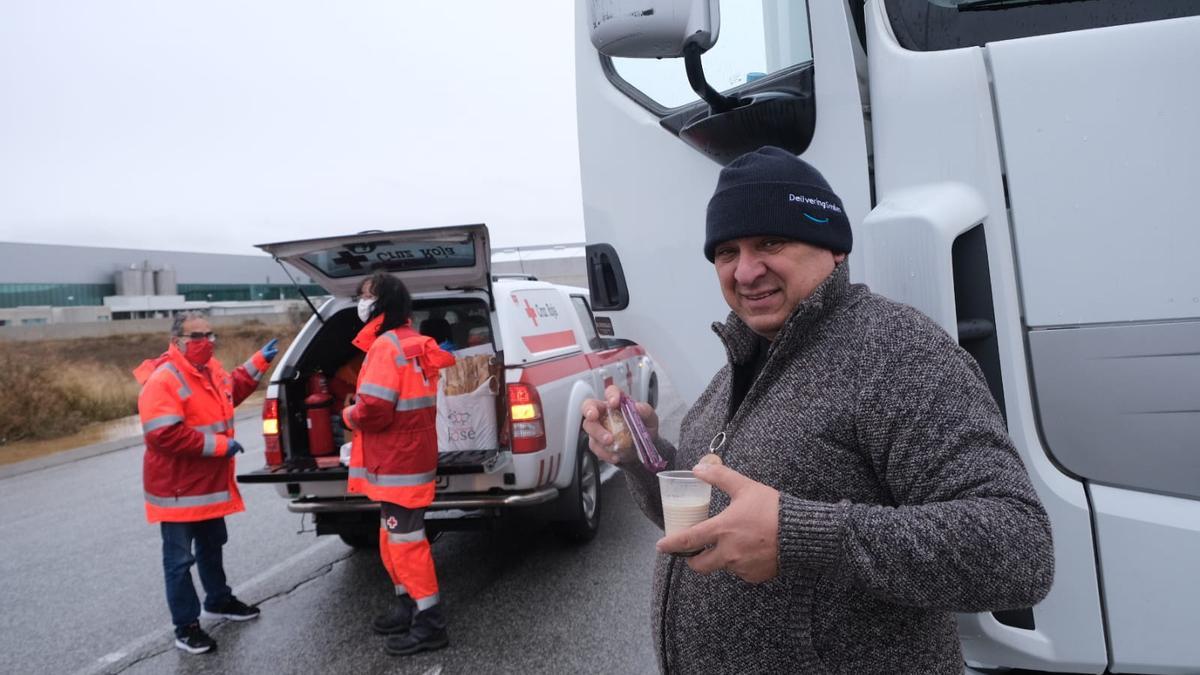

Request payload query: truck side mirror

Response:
[587,0,816,165]
[588,0,737,114]
[587,0,720,59]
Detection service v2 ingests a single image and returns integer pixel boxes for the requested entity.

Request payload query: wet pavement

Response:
[0,381,687,675]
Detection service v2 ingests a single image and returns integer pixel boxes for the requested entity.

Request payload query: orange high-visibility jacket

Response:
[344,318,455,508]
[134,344,270,523]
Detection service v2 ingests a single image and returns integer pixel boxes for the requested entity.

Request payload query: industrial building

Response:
[0,240,585,326]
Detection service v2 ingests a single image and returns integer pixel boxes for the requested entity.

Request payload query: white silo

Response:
[155,265,177,295]
[115,264,144,295]
[141,261,155,296]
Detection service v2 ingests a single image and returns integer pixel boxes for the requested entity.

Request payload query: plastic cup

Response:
[658,470,712,554]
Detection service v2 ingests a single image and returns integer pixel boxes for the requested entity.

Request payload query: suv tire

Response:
[554,432,602,543]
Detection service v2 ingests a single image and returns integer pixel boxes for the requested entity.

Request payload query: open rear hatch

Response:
[255,224,492,298]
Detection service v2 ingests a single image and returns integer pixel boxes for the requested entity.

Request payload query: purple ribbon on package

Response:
[619,393,667,473]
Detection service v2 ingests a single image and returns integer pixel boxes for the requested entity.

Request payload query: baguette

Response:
[442,354,494,396]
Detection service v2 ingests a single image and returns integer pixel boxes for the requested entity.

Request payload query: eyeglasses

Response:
[177,331,217,341]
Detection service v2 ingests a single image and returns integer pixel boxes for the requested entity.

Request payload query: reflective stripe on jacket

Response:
[344,318,455,507]
[134,343,269,523]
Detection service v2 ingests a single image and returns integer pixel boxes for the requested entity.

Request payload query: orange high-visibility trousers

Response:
[379,502,439,610]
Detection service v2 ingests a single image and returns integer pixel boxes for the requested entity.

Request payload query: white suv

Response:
[238,225,657,545]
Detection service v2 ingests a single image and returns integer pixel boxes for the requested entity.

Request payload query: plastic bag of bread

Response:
[604,403,634,452]
[604,392,667,472]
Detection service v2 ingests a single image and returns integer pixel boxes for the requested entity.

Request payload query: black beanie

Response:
[704,146,852,261]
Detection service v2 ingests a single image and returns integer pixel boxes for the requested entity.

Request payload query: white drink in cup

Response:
[658,470,712,555]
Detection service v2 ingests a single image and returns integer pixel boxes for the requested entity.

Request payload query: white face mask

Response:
[357,298,375,323]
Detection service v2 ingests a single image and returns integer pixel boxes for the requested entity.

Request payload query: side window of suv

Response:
[570,296,605,351]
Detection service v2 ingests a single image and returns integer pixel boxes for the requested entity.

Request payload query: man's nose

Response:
[733,252,765,286]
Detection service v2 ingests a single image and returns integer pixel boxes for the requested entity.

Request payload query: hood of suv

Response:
[257,224,491,297]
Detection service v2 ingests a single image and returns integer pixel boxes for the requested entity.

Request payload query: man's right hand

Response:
[580,384,659,467]
[225,439,244,457]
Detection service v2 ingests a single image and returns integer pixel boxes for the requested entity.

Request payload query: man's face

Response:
[175,317,213,350]
[713,236,845,340]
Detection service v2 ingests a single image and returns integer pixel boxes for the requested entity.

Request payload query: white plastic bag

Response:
[436,376,498,452]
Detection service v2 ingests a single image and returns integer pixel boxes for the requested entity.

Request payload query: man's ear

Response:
[833,252,848,264]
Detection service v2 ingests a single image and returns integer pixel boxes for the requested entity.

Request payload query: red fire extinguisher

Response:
[305,373,335,456]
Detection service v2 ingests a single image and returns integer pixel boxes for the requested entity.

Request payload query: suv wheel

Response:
[555,432,601,543]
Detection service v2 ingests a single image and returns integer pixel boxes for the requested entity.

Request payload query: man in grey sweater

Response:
[582,147,1054,674]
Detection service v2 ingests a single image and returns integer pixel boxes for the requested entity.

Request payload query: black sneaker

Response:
[174,623,217,655]
[201,597,261,622]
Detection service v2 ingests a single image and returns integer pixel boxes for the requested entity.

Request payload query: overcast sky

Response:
[0,1,583,255]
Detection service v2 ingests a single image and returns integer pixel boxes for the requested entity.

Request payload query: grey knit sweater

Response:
[622,262,1054,674]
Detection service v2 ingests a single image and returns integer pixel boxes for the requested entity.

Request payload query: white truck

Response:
[237,225,657,545]
[576,1,1199,673]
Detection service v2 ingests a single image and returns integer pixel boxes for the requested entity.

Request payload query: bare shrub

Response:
[0,322,293,446]
[0,351,86,443]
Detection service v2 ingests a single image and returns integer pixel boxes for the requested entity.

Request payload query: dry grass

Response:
[0,323,294,446]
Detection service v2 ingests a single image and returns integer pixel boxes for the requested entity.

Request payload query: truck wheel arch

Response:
[557,380,598,490]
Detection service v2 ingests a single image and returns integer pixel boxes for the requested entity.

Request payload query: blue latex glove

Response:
[225,439,244,457]
[261,338,279,363]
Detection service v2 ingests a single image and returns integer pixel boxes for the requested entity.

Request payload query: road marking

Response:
[74,537,344,675]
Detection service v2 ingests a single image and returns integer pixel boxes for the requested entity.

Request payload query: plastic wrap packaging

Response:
[613,392,667,473]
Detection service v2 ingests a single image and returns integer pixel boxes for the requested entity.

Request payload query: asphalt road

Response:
[0,384,688,675]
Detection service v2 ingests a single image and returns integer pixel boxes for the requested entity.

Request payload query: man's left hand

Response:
[656,462,780,583]
[261,338,279,362]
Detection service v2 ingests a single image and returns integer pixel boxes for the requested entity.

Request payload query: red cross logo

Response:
[524,300,539,326]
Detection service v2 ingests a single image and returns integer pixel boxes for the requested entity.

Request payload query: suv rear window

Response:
[300,239,476,279]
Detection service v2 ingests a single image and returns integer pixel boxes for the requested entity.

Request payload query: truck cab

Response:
[238,224,656,545]
[576,1,1200,672]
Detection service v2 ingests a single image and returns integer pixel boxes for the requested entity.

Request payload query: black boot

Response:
[371,595,416,635]
[384,604,449,655]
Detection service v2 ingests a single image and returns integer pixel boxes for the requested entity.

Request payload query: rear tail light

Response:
[262,397,282,466]
[507,383,546,454]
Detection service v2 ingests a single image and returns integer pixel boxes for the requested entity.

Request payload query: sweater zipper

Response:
[662,340,766,670]
[662,425,732,672]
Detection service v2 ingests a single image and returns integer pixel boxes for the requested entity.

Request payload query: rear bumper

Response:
[286,486,559,513]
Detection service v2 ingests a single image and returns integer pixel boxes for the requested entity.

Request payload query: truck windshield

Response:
[884,0,1200,51]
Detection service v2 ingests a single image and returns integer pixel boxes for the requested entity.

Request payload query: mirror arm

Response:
[683,42,739,114]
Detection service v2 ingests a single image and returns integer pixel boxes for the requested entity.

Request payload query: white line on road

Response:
[73,536,345,675]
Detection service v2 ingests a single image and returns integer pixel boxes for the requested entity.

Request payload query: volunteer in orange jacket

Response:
[133,311,278,655]
[343,272,455,656]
